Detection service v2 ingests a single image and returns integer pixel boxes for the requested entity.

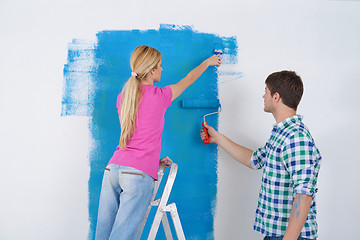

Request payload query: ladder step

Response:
[150,199,160,206]
[161,203,177,212]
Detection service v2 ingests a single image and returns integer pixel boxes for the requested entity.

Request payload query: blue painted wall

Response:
[62,24,237,239]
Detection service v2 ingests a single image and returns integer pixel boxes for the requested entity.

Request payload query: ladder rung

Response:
[150,199,160,206]
[160,203,177,212]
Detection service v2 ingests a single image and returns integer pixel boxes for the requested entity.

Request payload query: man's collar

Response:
[274,115,303,131]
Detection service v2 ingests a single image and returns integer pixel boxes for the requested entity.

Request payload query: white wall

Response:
[1,0,359,239]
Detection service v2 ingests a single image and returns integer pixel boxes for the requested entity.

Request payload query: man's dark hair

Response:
[265,70,303,111]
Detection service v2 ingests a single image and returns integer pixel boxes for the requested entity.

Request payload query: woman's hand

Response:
[170,52,222,101]
[159,156,173,167]
[205,54,222,67]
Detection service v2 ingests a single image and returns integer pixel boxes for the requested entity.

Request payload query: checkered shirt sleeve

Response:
[281,131,321,197]
[251,143,268,170]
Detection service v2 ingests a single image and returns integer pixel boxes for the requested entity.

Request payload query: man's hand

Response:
[201,123,254,168]
[200,122,220,144]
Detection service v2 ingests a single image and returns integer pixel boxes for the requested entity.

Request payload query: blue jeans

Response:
[95,164,155,240]
[263,237,313,240]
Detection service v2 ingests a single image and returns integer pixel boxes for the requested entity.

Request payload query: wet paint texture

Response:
[62,24,237,239]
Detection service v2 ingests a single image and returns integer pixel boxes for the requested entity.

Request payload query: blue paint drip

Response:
[62,24,238,240]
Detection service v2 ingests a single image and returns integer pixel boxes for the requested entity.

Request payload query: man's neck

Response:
[272,108,297,124]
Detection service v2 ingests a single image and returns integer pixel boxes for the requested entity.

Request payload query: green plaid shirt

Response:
[251,115,321,239]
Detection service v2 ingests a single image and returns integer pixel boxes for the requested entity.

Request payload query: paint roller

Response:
[182,99,221,145]
[181,49,223,144]
[214,49,223,55]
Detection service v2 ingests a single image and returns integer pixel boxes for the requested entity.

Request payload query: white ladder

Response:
[139,162,186,240]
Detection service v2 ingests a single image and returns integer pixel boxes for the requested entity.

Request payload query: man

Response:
[201,71,321,240]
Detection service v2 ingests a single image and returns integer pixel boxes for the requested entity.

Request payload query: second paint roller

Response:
[182,99,221,144]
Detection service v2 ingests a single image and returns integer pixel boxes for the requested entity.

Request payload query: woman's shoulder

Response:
[142,85,171,94]
[141,85,172,106]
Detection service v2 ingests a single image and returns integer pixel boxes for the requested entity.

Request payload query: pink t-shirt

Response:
[108,85,172,180]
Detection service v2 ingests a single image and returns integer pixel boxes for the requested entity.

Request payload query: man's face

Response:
[263,86,274,113]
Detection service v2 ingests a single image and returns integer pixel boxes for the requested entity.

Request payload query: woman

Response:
[95,45,221,240]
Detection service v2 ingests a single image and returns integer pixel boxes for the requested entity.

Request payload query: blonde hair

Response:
[119,45,162,150]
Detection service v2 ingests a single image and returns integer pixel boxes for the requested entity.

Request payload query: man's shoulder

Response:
[283,121,313,142]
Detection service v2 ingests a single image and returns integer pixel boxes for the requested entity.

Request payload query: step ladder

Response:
[139,162,186,240]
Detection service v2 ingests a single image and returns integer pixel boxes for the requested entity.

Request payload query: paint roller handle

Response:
[202,122,210,144]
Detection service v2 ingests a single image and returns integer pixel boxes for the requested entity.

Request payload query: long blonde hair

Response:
[119,45,162,150]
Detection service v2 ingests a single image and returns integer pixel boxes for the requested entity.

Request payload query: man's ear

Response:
[273,92,281,103]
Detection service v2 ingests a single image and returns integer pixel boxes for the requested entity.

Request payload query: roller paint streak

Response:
[61,24,238,239]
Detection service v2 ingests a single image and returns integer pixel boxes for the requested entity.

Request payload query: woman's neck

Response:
[140,78,154,86]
